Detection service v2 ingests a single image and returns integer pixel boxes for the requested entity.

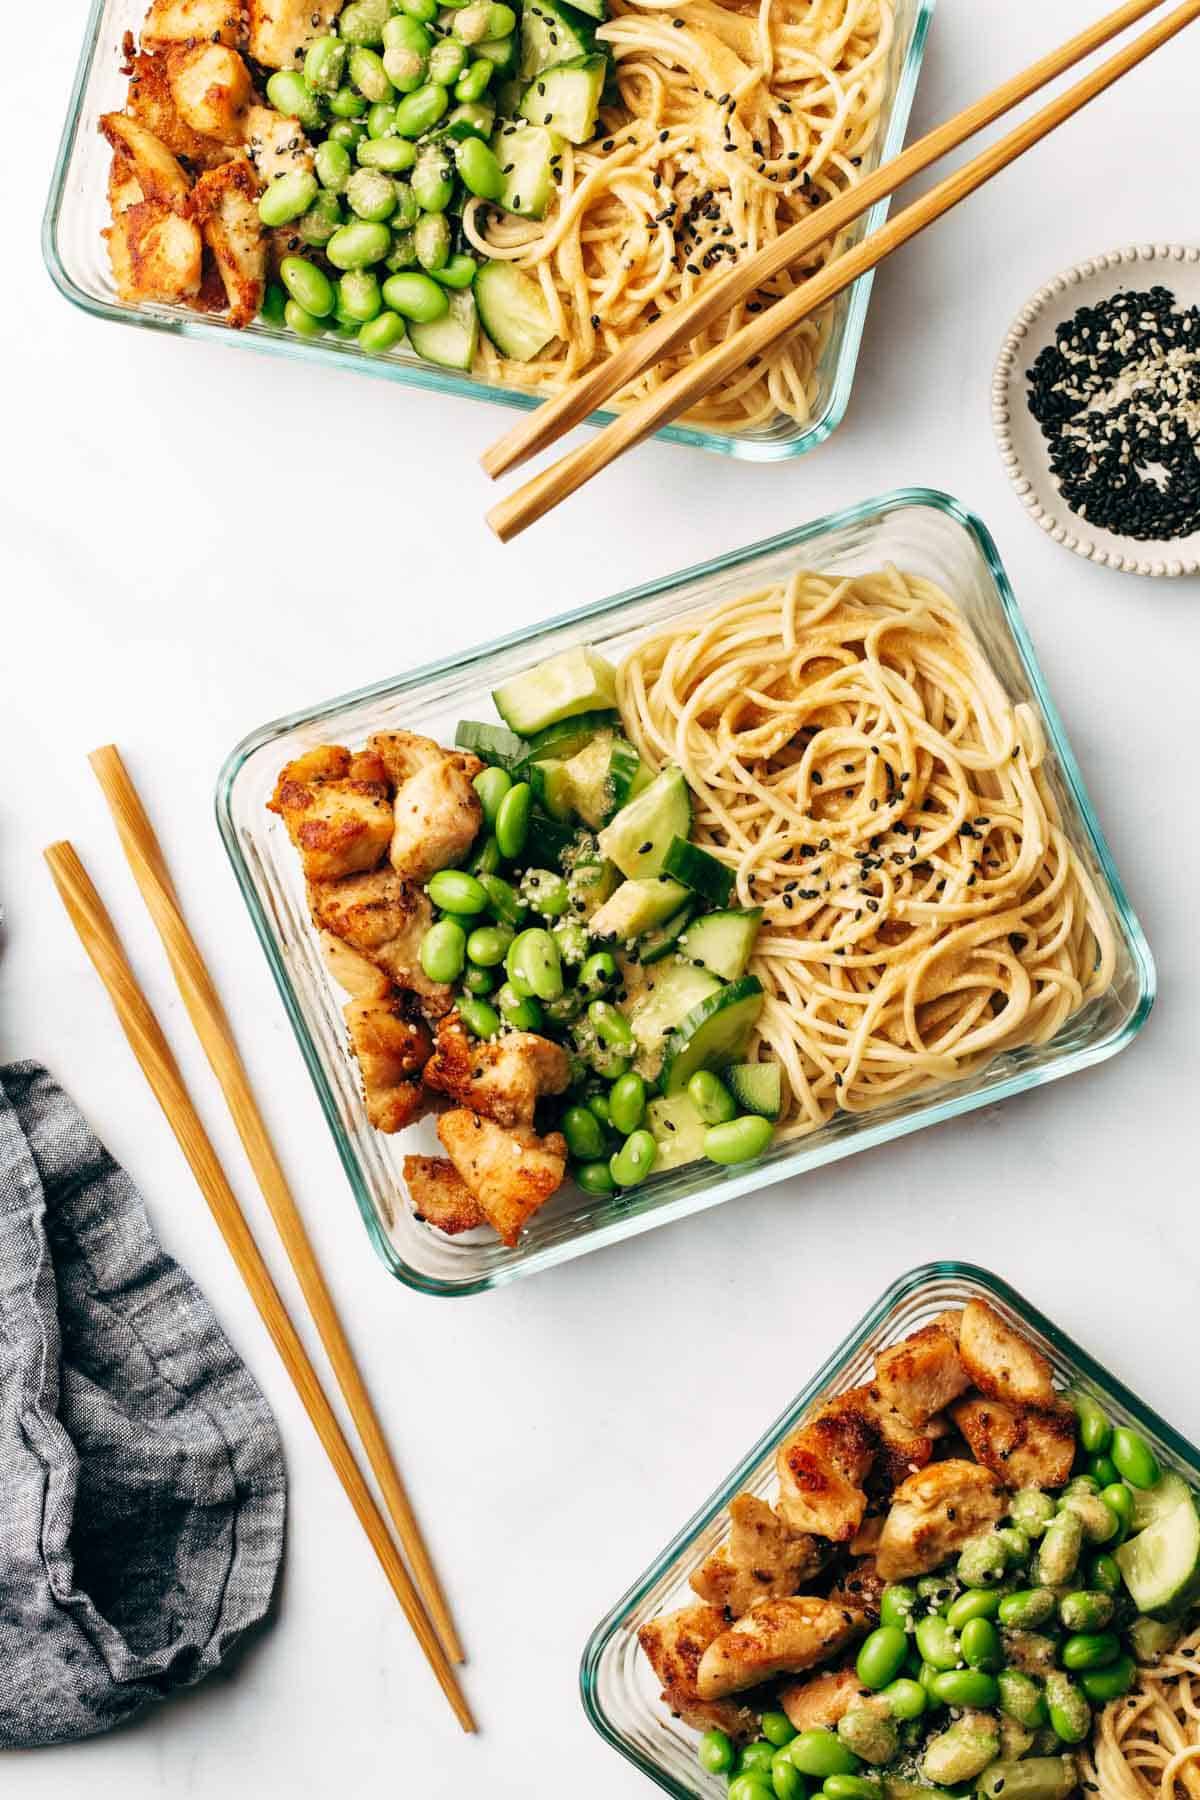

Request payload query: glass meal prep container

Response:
[43,0,933,460]
[579,1261,1200,1800]
[216,488,1153,1297]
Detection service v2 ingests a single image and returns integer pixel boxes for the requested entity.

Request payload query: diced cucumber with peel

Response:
[519,708,618,763]
[661,835,734,906]
[561,732,614,827]
[407,288,478,369]
[645,1093,707,1171]
[530,758,573,820]
[590,877,689,940]
[628,959,722,1075]
[1116,1489,1200,1617]
[661,977,764,1095]
[598,766,691,878]
[519,0,595,78]
[565,854,619,919]
[520,53,606,145]
[638,903,694,964]
[1131,1470,1191,1532]
[492,121,560,218]
[726,1062,781,1119]
[679,908,762,980]
[475,260,556,360]
[493,647,617,735]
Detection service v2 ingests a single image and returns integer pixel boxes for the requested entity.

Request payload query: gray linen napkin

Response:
[0,1061,287,1748]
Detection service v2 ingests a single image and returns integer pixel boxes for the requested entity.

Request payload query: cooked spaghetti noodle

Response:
[464,0,895,431]
[1080,1626,1200,1798]
[617,565,1116,1137]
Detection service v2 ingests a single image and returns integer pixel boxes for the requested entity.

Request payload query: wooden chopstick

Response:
[481,0,1174,481]
[487,0,1200,541]
[44,842,476,1735]
[88,745,465,1670]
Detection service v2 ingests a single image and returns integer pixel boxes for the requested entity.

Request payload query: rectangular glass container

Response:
[580,1261,1200,1800]
[42,0,934,459]
[216,488,1154,1297]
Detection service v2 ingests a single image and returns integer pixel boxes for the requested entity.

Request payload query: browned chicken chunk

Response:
[637,1606,760,1744]
[827,1557,888,1626]
[423,1015,571,1128]
[958,1300,1057,1409]
[248,0,344,68]
[779,1666,872,1734]
[318,930,391,1001]
[951,1394,1076,1491]
[168,41,252,141]
[388,758,482,884]
[99,112,192,204]
[875,1459,1005,1580]
[106,199,203,303]
[776,1388,880,1543]
[143,0,243,46]
[343,996,432,1133]
[874,1315,970,1428]
[690,1496,827,1619]
[242,104,315,184]
[310,868,452,1014]
[192,156,265,326]
[403,1156,486,1236]
[867,1392,940,1489]
[126,51,231,167]
[696,1596,863,1701]
[270,745,394,883]
[436,1110,566,1247]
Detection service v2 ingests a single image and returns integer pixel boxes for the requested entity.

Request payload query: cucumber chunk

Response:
[679,908,762,980]
[518,707,619,763]
[639,903,695,964]
[1116,1489,1200,1617]
[726,1062,781,1119]
[493,647,617,735]
[974,1759,1077,1800]
[561,731,615,827]
[661,835,734,906]
[598,766,692,879]
[475,31,518,73]
[590,876,689,941]
[565,853,619,919]
[492,121,559,218]
[475,259,556,361]
[520,53,606,145]
[660,976,764,1095]
[455,719,528,769]
[1131,1470,1192,1533]
[627,959,722,1075]
[530,758,573,820]
[565,0,606,19]
[519,0,595,79]
[645,1093,706,1172]
[407,288,478,369]
[525,809,578,869]
[609,737,650,812]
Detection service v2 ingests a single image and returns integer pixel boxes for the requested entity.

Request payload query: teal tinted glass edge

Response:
[214,487,1154,1298]
[41,0,933,461]
[578,1261,1200,1800]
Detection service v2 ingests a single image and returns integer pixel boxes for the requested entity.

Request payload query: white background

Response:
[3,3,1199,1794]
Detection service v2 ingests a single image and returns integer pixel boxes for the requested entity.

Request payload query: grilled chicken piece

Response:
[318,930,391,1001]
[867,1392,940,1489]
[168,42,252,141]
[344,996,432,1133]
[423,1015,571,1129]
[951,1394,1076,1491]
[690,1496,827,1619]
[270,745,394,882]
[696,1596,863,1701]
[126,51,231,167]
[242,104,315,183]
[779,1666,873,1734]
[403,1156,486,1236]
[310,869,452,1014]
[958,1300,1057,1409]
[192,156,265,325]
[637,1606,760,1744]
[248,0,344,69]
[776,1388,879,1543]
[874,1315,970,1428]
[875,1459,1005,1580]
[436,1110,566,1246]
[143,0,243,45]
[827,1556,888,1626]
[108,153,145,216]
[106,200,203,302]
[100,113,192,205]
[387,758,482,884]
[367,731,484,786]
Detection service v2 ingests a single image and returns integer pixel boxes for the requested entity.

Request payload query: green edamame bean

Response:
[879,1584,916,1632]
[580,952,617,994]
[563,1105,605,1162]
[960,1617,1003,1672]
[260,280,287,325]
[854,1630,906,1696]
[296,189,343,246]
[1059,1590,1115,1632]
[455,133,504,199]
[328,117,367,147]
[686,1069,736,1126]
[429,37,468,82]
[588,1000,634,1053]
[411,145,455,211]
[822,1778,879,1800]
[305,34,348,92]
[328,220,392,269]
[316,138,353,191]
[838,1709,899,1767]
[996,1525,1032,1565]
[1111,1427,1161,1490]
[1062,1631,1120,1672]
[726,1779,773,1800]
[384,13,432,54]
[366,99,399,137]
[787,1728,860,1780]
[473,765,512,827]
[1079,1653,1136,1703]
[330,84,369,117]
[280,255,335,317]
[420,918,465,983]
[478,872,526,927]
[946,1588,1002,1631]
[520,868,568,917]
[704,1115,773,1165]
[455,56,493,100]
[1011,1489,1057,1538]
[339,0,392,45]
[610,1128,656,1188]
[587,1093,614,1130]
[380,271,449,321]
[552,921,588,969]
[737,1743,776,1776]
[496,982,542,1030]
[466,924,513,967]
[394,82,449,136]
[929,1668,1000,1709]
[1099,1482,1135,1540]
[1045,1670,1091,1745]
[494,781,532,858]
[462,962,495,995]
[1062,1492,1120,1545]
[258,170,319,227]
[428,869,488,914]
[1088,1454,1119,1488]
[348,45,394,102]
[357,135,418,171]
[1089,1552,1122,1595]
[337,268,382,322]
[283,299,324,337]
[1073,1392,1113,1456]
[917,1574,958,1611]
[997,1668,1048,1729]
[398,0,438,18]
[697,1729,735,1774]
[266,69,324,129]
[347,166,397,221]
[759,1714,795,1750]
[382,44,427,90]
[771,1749,805,1800]
[508,928,563,1001]
[609,1072,646,1137]
[1036,1510,1084,1587]
[576,1159,616,1195]
[458,995,500,1037]
[432,252,478,288]
[359,309,406,351]
[958,1533,1009,1588]
[998,1588,1056,1630]
[331,307,361,339]
[914,1615,960,1672]
[881,1678,925,1722]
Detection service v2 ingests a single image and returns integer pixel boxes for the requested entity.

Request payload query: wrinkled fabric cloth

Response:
[0,1061,286,1747]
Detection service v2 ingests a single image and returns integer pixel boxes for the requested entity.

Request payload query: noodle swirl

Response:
[1080,1627,1200,1799]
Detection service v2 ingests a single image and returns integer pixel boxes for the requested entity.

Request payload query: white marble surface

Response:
[4,3,1200,1793]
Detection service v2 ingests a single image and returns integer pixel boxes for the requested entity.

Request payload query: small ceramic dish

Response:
[992,243,1200,578]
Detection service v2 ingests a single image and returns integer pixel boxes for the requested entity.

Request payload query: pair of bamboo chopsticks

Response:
[482,0,1200,541]
[45,748,475,1733]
